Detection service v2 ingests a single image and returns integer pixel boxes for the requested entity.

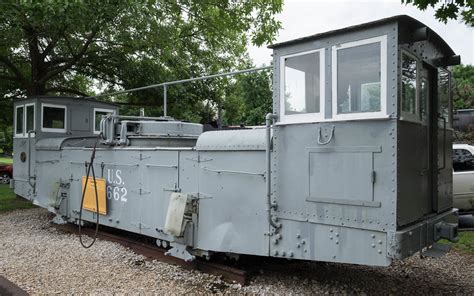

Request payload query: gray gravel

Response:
[1,208,473,295]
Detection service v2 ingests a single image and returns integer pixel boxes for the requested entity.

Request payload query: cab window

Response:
[280,48,325,123]
[15,103,35,137]
[42,104,67,132]
[401,52,417,117]
[15,105,24,136]
[26,104,35,132]
[332,35,387,120]
[438,68,451,127]
[94,108,114,134]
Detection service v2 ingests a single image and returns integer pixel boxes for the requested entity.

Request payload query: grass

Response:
[0,156,13,165]
[441,231,474,254]
[0,184,35,213]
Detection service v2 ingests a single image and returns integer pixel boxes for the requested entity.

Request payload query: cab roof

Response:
[14,96,119,107]
[268,15,455,57]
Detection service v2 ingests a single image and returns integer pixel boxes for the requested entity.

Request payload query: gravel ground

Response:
[1,208,473,295]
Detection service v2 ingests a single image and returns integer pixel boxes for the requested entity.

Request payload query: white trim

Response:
[279,48,325,124]
[331,35,387,121]
[41,103,67,133]
[24,103,36,137]
[93,108,115,134]
[275,114,391,126]
[14,105,25,137]
[399,50,420,123]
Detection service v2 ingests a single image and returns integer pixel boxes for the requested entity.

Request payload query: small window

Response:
[453,149,474,172]
[438,68,451,127]
[94,108,114,134]
[15,105,24,136]
[280,49,325,123]
[26,104,35,132]
[332,35,387,120]
[401,52,418,118]
[42,104,67,132]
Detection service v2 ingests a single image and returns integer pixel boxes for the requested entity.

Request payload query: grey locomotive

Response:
[12,15,459,266]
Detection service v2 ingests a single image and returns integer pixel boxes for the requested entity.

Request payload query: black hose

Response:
[78,134,101,248]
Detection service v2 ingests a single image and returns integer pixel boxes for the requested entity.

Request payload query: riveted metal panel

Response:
[196,151,269,256]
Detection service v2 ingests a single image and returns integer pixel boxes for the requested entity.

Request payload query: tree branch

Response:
[45,87,89,97]
[0,55,26,83]
[38,28,99,84]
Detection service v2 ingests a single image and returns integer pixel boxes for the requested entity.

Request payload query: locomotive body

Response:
[12,15,459,266]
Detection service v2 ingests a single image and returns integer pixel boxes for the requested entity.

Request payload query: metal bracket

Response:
[186,156,213,163]
[131,153,151,160]
[36,159,60,164]
[421,242,451,258]
[131,188,151,195]
[163,183,181,192]
[202,167,265,178]
[165,242,195,262]
[146,164,178,169]
[52,215,67,225]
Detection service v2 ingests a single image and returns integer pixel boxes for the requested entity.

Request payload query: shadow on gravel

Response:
[238,251,473,294]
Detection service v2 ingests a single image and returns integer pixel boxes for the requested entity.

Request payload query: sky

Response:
[248,0,473,66]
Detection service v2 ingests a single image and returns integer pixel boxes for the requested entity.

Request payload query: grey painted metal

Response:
[196,128,266,151]
[12,16,459,268]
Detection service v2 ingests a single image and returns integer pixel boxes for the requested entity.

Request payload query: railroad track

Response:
[52,223,248,285]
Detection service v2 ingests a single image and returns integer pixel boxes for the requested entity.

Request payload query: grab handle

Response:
[438,116,446,170]
[318,126,335,145]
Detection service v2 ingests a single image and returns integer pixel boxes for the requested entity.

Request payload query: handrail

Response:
[439,116,447,170]
[265,113,281,230]
[87,66,272,117]
[27,130,36,192]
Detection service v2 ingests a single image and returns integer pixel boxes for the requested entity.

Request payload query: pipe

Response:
[110,115,171,121]
[118,120,141,146]
[163,84,167,117]
[87,66,272,100]
[265,113,281,229]
[27,130,36,192]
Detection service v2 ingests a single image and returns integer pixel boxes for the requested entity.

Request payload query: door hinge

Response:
[371,171,376,183]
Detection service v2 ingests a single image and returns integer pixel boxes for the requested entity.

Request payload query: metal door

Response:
[434,67,454,212]
[418,65,432,215]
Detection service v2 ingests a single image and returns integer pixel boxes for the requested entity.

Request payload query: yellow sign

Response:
[81,177,107,215]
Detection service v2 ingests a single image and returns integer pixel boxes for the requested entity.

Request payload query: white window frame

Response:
[41,103,67,133]
[400,50,420,123]
[93,108,115,134]
[24,103,36,137]
[14,105,25,138]
[279,48,325,124]
[331,35,388,121]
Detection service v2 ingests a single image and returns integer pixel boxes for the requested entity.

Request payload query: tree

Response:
[402,0,473,26]
[0,1,282,107]
[223,67,273,126]
[452,64,474,110]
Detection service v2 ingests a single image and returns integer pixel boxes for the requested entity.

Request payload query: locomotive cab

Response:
[269,15,459,263]
[12,97,118,202]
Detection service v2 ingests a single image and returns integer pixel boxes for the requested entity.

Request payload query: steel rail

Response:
[52,223,248,285]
